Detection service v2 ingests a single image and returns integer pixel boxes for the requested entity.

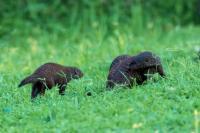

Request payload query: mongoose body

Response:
[18,63,83,99]
[106,51,165,89]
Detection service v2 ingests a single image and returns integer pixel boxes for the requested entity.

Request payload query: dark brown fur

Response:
[18,63,83,99]
[109,55,130,71]
[106,51,165,89]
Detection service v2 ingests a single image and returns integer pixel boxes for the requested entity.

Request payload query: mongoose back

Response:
[109,55,130,71]
[18,63,83,99]
[106,51,165,89]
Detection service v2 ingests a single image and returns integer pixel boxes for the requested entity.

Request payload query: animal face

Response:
[71,68,84,79]
[129,52,160,70]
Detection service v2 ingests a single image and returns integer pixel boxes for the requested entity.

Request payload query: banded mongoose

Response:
[18,63,83,99]
[106,51,165,89]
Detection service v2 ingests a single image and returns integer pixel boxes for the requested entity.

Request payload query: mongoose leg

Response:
[135,72,146,85]
[106,80,115,89]
[157,66,165,77]
[46,79,54,90]
[40,86,46,96]
[59,84,66,95]
[31,82,45,99]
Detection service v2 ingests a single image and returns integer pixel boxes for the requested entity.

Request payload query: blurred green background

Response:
[0,1,200,132]
[1,0,200,35]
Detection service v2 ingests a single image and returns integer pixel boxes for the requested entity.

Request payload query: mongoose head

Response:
[70,67,84,79]
[128,51,161,70]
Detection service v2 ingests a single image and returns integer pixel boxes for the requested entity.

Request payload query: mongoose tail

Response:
[18,75,38,88]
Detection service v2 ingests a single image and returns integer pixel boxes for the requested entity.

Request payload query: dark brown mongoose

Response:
[106,51,165,89]
[18,63,83,99]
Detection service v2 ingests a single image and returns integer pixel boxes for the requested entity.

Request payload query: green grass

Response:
[0,23,200,132]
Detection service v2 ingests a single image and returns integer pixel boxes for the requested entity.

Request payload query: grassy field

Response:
[0,23,200,132]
